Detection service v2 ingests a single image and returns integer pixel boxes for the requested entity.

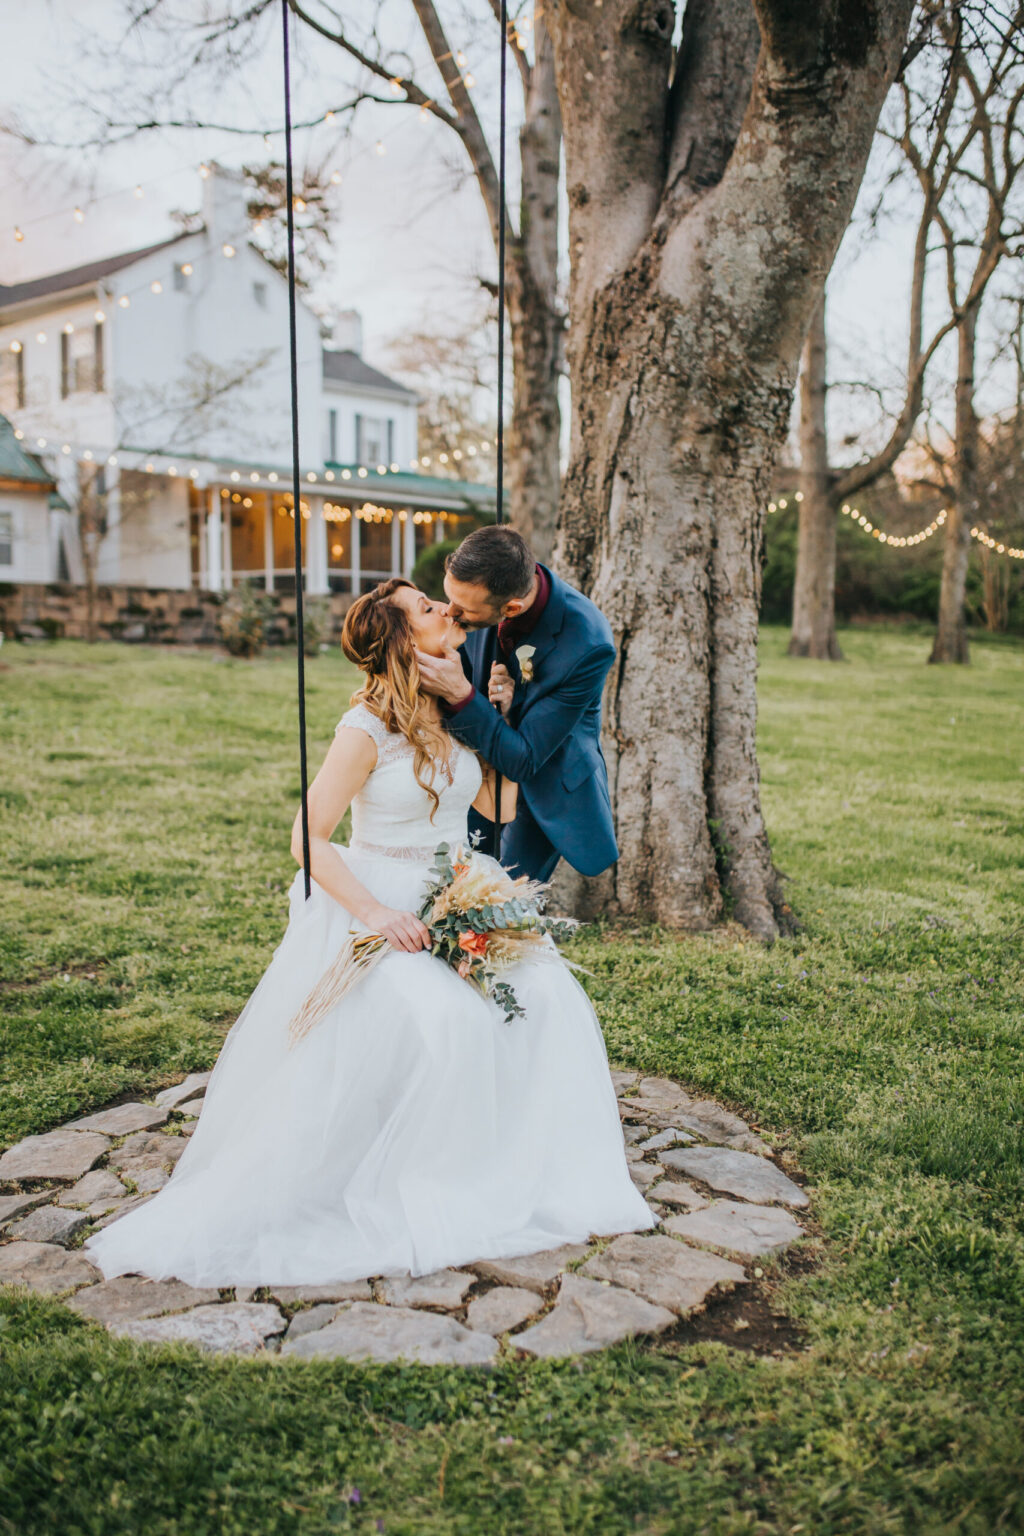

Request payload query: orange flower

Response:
[453,862,469,877]
[457,930,489,957]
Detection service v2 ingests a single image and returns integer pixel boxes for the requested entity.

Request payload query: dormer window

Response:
[173,263,192,291]
[253,282,267,309]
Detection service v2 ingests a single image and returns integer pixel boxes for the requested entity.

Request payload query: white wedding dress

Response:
[83,703,656,1287]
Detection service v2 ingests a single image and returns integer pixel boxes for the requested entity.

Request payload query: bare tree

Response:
[910,9,1024,662]
[385,306,499,481]
[10,1,565,560]
[548,0,915,938]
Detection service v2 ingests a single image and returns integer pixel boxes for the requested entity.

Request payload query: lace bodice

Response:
[335,702,482,857]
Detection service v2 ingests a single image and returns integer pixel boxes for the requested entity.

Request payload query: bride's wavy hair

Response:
[341,577,452,820]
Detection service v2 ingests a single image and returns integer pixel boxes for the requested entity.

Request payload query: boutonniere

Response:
[515,643,536,683]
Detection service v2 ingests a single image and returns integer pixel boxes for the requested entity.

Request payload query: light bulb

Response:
[134,185,144,199]
[95,310,105,323]
[9,341,21,353]
[14,227,23,241]
[118,295,130,308]
[151,280,162,294]
[222,243,236,258]
[74,207,85,223]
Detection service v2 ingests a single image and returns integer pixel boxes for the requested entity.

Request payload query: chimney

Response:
[201,162,249,249]
[333,309,364,355]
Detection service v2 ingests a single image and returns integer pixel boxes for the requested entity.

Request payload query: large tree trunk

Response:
[548,0,912,937]
[788,295,843,659]
[506,13,563,563]
[930,305,979,664]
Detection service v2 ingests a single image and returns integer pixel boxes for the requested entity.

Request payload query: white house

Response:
[0,164,496,594]
[0,413,68,585]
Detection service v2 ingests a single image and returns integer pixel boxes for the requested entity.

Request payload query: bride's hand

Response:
[488,663,514,717]
[366,903,431,953]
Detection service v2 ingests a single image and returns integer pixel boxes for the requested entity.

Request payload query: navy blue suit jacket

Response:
[446,564,618,877]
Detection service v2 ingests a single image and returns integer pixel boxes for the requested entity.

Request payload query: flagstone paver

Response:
[649,1180,710,1212]
[6,1205,92,1246]
[153,1073,213,1109]
[467,1242,592,1294]
[66,1103,171,1136]
[1,1069,812,1360]
[270,1280,373,1305]
[580,1233,747,1315]
[55,1169,127,1208]
[515,1273,676,1358]
[0,1129,111,1182]
[377,1268,475,1309]
[0,1190,55,1226]
[108,1131,189,1174]
[465,1284,544,1335]
[280,1302,499,1365]
[67,1276,221,1323]
[663,1200,806,1257]
[108,1302,287,1355]
[0,1241,101,1294]
[661,1147,809,1208]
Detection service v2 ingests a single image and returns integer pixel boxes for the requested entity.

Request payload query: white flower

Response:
[515,643,536,683]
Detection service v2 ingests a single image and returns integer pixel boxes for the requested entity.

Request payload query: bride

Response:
[83,578,655,1288]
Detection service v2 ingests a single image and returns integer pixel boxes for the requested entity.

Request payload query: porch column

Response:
[390,511,401,577]
[434,515,446,544]
[350,509,361,596]
[206,488,223,592]
[221,493,233,589]
[264,497,274,592]
[308,495,329,595]
[402,509,416,576]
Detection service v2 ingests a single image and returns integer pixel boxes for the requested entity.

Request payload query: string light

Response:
[14,227,23,242]
[767,495,1023,560]
[73,207,84,224]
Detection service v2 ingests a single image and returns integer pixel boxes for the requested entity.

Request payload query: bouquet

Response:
[287,840,578,1048]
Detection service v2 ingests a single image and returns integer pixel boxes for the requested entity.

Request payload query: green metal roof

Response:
[48,490,71,511]
[0,414,53,486]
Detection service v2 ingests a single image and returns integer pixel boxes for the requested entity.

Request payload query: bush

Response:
[411,537,460,599]
[217,581,276,658]
[302,595,332,657]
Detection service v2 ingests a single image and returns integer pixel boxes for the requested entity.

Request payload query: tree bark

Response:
[549,0,913,937]
[930,304,979,663]
[789,295,843,659]
[505,14,563,562]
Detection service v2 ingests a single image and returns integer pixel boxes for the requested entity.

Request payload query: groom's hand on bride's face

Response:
[415,647,474,706]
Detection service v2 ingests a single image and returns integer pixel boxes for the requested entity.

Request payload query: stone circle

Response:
[0,1071,811,1364]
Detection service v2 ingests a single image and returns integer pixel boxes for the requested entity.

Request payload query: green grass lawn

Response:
[1,625,1022,1535]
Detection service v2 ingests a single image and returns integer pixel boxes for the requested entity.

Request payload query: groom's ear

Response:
[500,597,528,619]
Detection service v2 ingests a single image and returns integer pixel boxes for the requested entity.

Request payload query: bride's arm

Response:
[289,730,430,953]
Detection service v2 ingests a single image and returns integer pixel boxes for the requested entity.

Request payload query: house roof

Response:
[0,231,196,311]
[322,349,417,399]
[0,413,53,487]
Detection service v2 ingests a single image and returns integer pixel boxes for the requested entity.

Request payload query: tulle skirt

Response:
[82,844,656,1287]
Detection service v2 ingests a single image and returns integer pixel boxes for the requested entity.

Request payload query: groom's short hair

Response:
[445,525,536,600]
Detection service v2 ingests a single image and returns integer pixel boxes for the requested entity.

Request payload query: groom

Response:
[414,524,618,883]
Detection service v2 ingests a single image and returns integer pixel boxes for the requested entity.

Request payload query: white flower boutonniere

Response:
[515,643,537,684]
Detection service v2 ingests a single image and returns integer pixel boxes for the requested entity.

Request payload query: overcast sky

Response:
[2,1,1015,465]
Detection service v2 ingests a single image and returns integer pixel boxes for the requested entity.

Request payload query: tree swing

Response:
[280,0,510,893]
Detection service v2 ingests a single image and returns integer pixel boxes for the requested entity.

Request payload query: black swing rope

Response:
[280,0,509,889]
[491,0,508,862]
[281,0,312,901]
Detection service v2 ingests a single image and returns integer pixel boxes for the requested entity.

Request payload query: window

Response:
[328,408,338,461]
[0,511,12,567]
[253,282,267,309]
[356,415,385,466]
[60,325,104,395]
[387,419,394,464]
[0,346,24,411]
[173,264,190,291]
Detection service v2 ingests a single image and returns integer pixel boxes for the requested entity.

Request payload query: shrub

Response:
[411,538,460,599]
[302,595,333,657]
[217,581,276,658]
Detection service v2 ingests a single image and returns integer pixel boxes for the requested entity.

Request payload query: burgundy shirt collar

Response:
[497,564,551,656]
